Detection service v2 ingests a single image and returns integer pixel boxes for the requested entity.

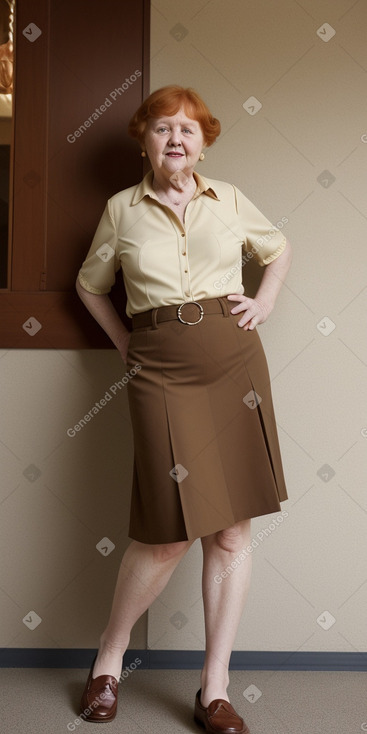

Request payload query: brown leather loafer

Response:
[194,689,250,734]
[80,655,118,722]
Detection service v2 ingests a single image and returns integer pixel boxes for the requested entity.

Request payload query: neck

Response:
[152,169,196,197]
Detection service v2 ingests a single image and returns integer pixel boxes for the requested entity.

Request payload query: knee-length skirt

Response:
[125,298,288,544]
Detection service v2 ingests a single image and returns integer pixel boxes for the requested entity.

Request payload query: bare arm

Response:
[227,238,292,330]
[76,279,131,361]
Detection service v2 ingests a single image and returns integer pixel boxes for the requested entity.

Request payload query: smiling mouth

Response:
[166,152,184,157]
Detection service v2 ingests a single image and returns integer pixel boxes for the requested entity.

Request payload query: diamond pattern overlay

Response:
[1,1,367,670]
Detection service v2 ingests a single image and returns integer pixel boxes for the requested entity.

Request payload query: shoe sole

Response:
[194,712,250,734]
[80,712,117,724]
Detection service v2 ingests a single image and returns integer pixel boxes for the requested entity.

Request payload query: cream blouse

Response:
[77,170,287,318]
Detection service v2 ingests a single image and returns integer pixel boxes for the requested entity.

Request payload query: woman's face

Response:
[143,107,205,182]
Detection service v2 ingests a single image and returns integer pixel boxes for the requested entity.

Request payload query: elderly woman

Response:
[77,85,291,734]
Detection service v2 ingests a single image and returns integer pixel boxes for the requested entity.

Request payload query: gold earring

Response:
[141,151,146,157]
[199,152,205,161]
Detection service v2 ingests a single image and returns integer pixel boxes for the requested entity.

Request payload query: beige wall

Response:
[1,0,366,656]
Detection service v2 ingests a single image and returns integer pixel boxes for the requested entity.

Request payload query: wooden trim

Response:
[0,288,130,349]
[142,0,151,100]
[11,0,49,291]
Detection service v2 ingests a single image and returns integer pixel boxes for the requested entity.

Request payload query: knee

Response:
[215,520,250,554]
[152,539,192,564]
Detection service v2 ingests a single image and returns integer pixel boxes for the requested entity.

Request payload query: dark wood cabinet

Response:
[0,0,150,347]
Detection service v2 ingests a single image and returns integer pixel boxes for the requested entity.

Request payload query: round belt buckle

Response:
[177,301,204,325]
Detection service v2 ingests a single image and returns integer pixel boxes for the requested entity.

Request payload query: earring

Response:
[141,151,146,157]
[199,152,205,161]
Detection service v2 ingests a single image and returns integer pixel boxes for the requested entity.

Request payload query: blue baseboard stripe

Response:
[1,649,367,670]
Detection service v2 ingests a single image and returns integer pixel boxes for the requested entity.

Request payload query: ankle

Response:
[92,654,122,681]
[99,631,129,658]
[91,634,129,680]
[201,668,230,689]
[200,671,230,707]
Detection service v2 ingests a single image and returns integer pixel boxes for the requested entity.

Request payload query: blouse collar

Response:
[131,169,220,205]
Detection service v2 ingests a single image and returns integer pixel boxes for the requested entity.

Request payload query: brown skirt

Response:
[126,298,288,544]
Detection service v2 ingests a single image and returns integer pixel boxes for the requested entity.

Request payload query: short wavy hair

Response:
[128,85,221,147]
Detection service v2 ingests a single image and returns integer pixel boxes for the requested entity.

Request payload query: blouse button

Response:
[181,233,185,237]
[182,251,186,255]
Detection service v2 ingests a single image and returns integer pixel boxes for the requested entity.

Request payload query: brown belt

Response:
[131,297,230,329]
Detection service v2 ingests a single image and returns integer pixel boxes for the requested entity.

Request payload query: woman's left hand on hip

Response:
[227,294,271,330]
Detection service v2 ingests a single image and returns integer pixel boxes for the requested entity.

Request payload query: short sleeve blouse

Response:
[77,170,287,317]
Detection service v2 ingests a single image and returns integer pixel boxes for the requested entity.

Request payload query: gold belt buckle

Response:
[177,301,204,325]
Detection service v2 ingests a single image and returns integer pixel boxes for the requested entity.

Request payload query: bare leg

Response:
[92,538,193,679]
[200,519,252,707]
